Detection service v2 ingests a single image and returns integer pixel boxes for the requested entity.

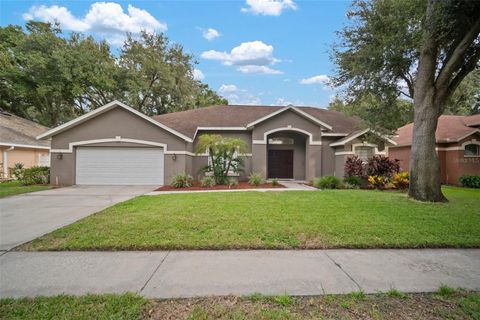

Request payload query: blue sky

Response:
[0,0,351,107]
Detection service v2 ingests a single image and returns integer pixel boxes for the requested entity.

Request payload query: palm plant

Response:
[196,134,247,185]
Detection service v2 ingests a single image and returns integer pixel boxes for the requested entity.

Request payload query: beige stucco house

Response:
[0,109,50,179]
[38,101,396,186]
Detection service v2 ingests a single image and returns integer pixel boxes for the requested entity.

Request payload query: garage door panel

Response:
[76,147,164,185]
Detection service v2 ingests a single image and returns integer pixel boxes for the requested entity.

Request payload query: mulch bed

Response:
[155,181,285,192]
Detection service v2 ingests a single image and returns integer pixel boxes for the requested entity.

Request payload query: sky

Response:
[0,0,351,108]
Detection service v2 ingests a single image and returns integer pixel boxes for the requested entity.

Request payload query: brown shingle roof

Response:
[0,111,50,148]
[393,115,480,146]
[152,105,362,138]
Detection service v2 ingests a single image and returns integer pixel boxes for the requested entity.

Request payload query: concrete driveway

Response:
[0,186,154,251]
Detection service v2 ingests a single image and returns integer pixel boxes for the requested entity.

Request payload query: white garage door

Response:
[76,147,164,185]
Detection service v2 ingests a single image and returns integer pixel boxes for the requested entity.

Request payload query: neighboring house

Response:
[389,114,480,185]
[0,109,50,179]
[38,101,396,186]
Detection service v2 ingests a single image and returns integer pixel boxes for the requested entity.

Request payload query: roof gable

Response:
[37,101,193,142]
[245,106,333,130]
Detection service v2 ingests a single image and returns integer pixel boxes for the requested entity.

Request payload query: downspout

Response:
[3,146,14,178]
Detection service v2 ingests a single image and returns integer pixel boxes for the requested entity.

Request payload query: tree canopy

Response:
[0,21,227,127]
[332,0,480,202]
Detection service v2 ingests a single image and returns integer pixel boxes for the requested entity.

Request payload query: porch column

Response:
[306,144,322,181]
[252,143,267,179]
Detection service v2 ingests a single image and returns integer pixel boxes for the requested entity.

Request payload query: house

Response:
[389,114,480,185]
[37,101,397,186]
[0,109,50,179]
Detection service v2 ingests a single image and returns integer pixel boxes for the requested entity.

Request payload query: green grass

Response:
[0,294,147,320]
[2,291,479,320]
[21,186,480,251]
[0,181,50,198]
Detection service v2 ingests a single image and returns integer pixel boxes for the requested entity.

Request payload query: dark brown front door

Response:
[268,150,294,179]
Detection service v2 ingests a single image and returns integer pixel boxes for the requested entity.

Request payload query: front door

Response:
[268,150,294,179]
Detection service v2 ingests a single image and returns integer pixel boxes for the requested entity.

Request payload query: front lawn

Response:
[1,290,479,319]
[0,181,50,198]
[21,186,480,251]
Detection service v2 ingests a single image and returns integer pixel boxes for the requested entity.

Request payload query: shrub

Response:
[313,176,342,189]
[170,172,193,188]
[200,176,216,187]
[12,163,24,180]
[344,155,364,177]
[228,178,238,187]
[248,173,263,186]
[271,178,280,186]
[343,175,362,187]
[459,175,480,188]
[342,182,359,189]
[20,166,49,185]
[393,172,410,190]
[366,156,400,179]
[368,175,387,190]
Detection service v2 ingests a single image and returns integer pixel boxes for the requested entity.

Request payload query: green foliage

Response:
[196,134,247,185]
[271,294,294,307]
[459,175,480,188]
[387,288,407,299]
[170,172,193,188]
[248,173,263,186]
[271,178,280,186]
[0,180,50,198]
[313,176,342,189]
[228,178,239,187]
[350,291,366,301]
[20,166,49,185]
[331,0,480,132]
[343,176,362,187]
[0,293,147,320]
[12,163,24,179]
[0,22,226,127]
[437,285,456,297]
[200,176,216,188]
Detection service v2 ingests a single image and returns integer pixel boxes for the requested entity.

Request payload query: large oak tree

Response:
[332,0,480,202]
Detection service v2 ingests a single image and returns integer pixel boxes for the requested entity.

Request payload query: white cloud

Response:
[218,84,261,105]
[202,28,221,41]
[237,65,283,74]
[23,2,167,45]
[201,41,282,75]
[218,84,238,93]
[299,75,331,85]
[193,69,205,81]
[241,0,297,16]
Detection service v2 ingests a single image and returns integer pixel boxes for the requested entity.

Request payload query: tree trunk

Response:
[408,92,447,202]
[408,0,447,202]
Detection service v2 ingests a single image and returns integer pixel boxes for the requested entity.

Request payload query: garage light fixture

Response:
[172,153,177,161]
[56,153,63,160]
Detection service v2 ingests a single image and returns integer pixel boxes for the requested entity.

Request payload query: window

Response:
[464,144,480,156]
[268,137,294,145]
[355,146,374,162]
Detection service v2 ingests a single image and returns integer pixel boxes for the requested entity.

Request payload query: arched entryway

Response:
[266,130,307,180]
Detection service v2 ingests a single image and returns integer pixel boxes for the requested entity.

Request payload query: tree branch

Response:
[436,17,480,89]
[447,47,480,98]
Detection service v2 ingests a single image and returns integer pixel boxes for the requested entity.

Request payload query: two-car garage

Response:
[75,147,164,185]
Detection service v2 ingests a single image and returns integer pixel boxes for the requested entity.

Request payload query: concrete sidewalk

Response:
[1,249,479,298]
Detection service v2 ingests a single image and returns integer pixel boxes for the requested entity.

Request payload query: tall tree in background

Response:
[0,22,226,127]
[332,0,480,202]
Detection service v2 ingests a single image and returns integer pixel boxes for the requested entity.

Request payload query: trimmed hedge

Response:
[459,175,480,188]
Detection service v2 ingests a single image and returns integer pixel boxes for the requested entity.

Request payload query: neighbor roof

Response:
[393,115,480,146]
[153,105,362,139]
[0,110,50,149]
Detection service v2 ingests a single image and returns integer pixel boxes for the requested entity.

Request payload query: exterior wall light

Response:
[56,153,63,160]
[172,153,176,161]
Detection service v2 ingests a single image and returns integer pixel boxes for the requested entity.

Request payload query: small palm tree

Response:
[196,134,248,184]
